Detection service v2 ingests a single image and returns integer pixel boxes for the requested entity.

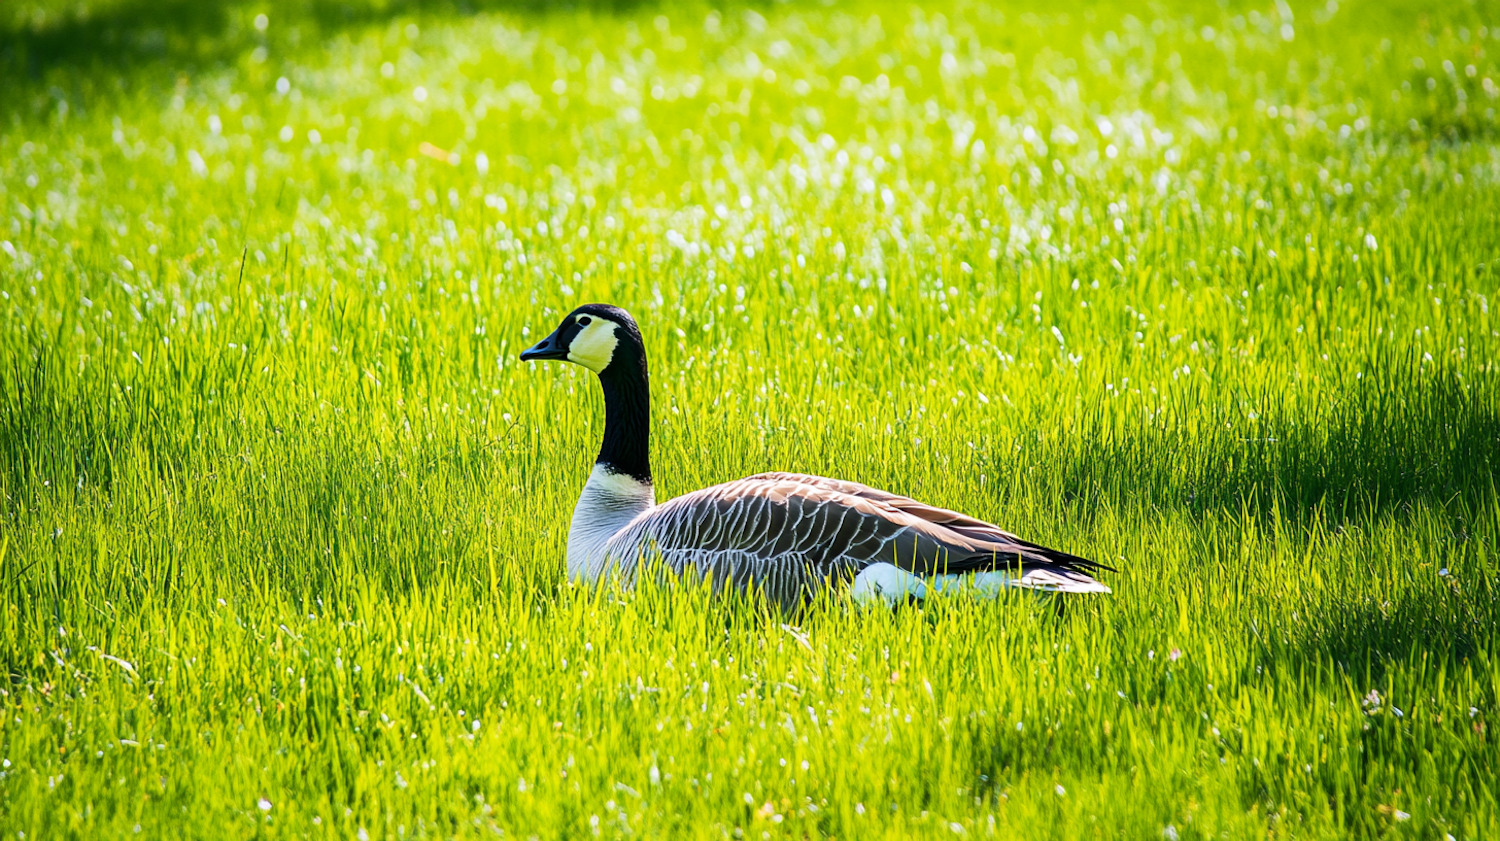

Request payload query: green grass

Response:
[2,0,1499,837]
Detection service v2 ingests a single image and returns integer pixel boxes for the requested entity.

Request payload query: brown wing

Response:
[627,472,1110,580]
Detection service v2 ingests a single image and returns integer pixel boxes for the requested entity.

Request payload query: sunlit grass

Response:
[1,0,1498,838]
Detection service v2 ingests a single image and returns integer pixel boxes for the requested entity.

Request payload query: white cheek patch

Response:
[567,319,621,372]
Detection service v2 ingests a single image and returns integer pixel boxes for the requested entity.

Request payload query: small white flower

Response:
[257,798,272,812]
[1054,784,1066,797]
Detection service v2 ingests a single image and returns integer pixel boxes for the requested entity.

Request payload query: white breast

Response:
[567,464,655,582]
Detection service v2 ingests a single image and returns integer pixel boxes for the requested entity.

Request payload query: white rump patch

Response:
[1013,568,1112,594]
[851,563,926,605]
[851,562,1110,604]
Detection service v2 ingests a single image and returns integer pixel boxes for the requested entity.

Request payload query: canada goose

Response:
[520,303,1112,609]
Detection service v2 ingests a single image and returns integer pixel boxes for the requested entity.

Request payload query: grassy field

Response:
[2,0,1499,837]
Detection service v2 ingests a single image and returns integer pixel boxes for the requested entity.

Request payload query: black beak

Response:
[519,327,568,362]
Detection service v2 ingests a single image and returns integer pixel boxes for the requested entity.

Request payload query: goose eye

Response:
[577,316,592,326]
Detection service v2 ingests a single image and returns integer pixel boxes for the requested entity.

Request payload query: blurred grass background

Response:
[1,0,1498,838]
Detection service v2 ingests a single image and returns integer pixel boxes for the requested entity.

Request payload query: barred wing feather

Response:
[604,472,1111,607]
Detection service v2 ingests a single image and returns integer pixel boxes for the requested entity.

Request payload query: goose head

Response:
[519,303,645,375]
[521,303,653,484]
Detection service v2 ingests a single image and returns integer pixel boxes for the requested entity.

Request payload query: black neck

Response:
[596,357,651,484]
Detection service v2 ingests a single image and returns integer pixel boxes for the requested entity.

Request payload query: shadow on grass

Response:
[1,0,651,92]
[1237,588,1499,833]
[1242,542,1498,689]
[5,341,1497,528]
[1295,586,1495,678]
[1006,352,1500,526]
